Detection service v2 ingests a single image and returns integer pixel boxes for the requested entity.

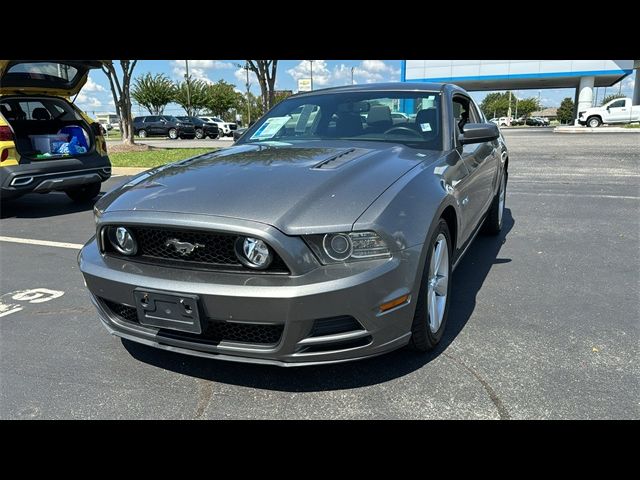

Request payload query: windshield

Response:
[237,90,442,150]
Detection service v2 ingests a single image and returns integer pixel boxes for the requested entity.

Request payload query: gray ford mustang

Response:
[79,83,508,366]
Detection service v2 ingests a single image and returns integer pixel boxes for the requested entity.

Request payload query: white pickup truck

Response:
[578,97,640,127]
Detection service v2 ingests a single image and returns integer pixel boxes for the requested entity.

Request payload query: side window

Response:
[469,101,483,123]
[609,100,625,109]
[145,116,158,123]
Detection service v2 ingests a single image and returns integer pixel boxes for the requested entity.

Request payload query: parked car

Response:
[79,82,508,366]
[176,116,219,139]
[578,97,640,127]
[489,117,510,127]
[232,127,247,141]
[0,60,111,202]
[133,115,196,139]
[199,116,237,137]
[535,117,550,126]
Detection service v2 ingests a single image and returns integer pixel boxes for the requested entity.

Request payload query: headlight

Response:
[235,236,273,269]
[305,231,390,265]
[176,122,184,126]
[106,226,138,255]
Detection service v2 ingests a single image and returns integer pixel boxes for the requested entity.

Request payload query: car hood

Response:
[99,141,440,235]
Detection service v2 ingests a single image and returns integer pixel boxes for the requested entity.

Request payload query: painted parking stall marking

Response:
[0,289,65,318]
[0,236,83,250]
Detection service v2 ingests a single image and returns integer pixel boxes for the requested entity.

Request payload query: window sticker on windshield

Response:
[250,116,291,140]
[420,123,432,132]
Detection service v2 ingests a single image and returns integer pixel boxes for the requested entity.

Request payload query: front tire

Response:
[587,116,602,128]
[410,220,452,352]
[65,182,101,203]
[195,128,204,139]
[138,129,147,138]
[483,171,507,235]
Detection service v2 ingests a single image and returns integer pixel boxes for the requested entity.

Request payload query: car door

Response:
[453,95,498,239]
[605,99,628,123]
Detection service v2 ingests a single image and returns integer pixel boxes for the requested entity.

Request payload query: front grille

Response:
[104,226,288,273]
[98,297,283,346]
[160,321,283,346]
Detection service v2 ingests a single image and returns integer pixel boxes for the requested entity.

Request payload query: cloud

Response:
[76,92,102,107]
[82,76,105,92]
[170,60,235,83]
[287,60,331,87]
[234,67,258,87]
[332,60,400,85]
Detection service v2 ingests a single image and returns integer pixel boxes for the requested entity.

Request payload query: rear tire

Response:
[195,129,204,139]
[138,129,147,138]
[410,220,452,352]
[483,171,507,235]
[168,128,178,139]
[65,182,101,203]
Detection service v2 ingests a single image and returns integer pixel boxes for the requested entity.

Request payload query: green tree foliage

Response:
[273,90,293,106]
[205,80,241,117]
[131,73,176,115]
[516,98,541,118]
[236,92,264,126]
[174,77,209,116]
[480,91,540,119]
[556,97,575,124]
[600,93,626,106]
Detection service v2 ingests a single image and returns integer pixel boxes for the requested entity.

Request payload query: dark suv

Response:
[133,115,196,140]
[176,116,220,139]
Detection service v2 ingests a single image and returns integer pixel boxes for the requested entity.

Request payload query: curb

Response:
[554,126,640,133]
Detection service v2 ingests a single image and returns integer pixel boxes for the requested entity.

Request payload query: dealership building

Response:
[400,60,639,122]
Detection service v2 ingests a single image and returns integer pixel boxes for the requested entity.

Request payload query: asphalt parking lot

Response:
[1,129,638,419]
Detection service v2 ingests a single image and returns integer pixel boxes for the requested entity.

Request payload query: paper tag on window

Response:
[420,123,432,132]
[250,116,291,140]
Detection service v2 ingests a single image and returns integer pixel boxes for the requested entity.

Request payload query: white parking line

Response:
[0,236,83,250]
[508,192,639,200]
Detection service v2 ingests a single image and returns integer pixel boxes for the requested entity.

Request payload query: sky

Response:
[77,60,636,116]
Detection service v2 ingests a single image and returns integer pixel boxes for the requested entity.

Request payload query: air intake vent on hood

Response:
[312,148,369,169]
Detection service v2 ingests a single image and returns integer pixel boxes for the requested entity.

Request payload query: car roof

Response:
[291,82,462,98]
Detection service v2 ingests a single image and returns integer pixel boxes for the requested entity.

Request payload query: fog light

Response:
[108,226,137,255]
[235,237,273,269]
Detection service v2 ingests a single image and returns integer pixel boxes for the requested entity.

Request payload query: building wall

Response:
[404,60,634,83]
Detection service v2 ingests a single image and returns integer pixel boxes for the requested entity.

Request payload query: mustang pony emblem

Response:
[165,238,204,256]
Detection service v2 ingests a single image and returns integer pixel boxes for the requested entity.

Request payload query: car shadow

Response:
[122,208,514,392]
[0,192,103,219]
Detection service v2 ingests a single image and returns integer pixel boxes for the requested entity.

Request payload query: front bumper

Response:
[79,231,424,366]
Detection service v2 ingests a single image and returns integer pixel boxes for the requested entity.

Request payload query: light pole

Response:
[507,90,512,123]
[185,60,191,116]
[351,66,355,85]
[234,62,252,126]
[309,60,314,91]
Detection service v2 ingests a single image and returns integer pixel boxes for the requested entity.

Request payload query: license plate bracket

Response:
[134,289,203,334]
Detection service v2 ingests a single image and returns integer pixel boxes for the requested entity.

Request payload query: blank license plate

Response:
[134,289,203,334]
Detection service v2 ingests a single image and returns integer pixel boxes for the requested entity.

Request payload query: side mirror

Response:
[458,122,500,145]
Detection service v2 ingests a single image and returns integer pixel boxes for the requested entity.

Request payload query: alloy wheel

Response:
[427,233,449,333]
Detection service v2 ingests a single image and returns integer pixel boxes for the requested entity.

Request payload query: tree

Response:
[173,77,209,116]
[235,92,263,126]
[515,98,541,118]
[600,93,625,106]
[246,60,278,112]
[131,73,175,115]
[557,97,574,124]
[480,92,511,118]
[273,90,292,106]
[480,91,540,119]
[205,80,241,117]
[102,60,138,144]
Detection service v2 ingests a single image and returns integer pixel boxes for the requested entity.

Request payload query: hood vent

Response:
[312,148,369,170]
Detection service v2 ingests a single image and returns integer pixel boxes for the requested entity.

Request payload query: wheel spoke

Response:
[433,240,443,273]
[434,276,448,296]
[429,289,438,330]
